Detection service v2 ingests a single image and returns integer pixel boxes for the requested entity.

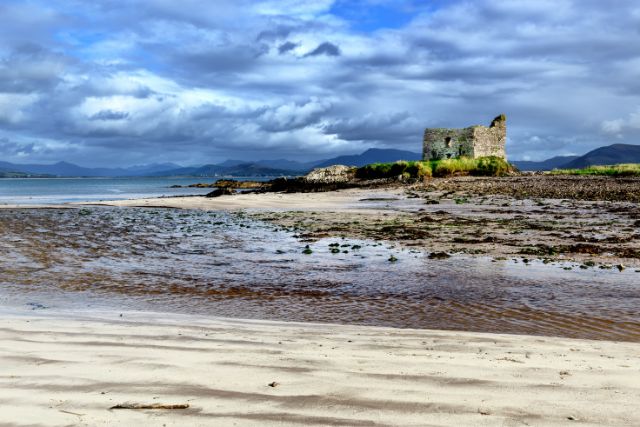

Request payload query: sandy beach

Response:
[83,187,390,211]
[1,308,639,426]
[1,177,639,426]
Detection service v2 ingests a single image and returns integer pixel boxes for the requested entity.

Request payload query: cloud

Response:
[304,42,341,57]
[89,110,130,121]
[1,0,640,165]
[601,119,625,136]
[258,98,332,132]
[0,93,39,124]
[323,112,420,143]
[0,137,36,156]
[601,109,640,137]
[278,41,299,54]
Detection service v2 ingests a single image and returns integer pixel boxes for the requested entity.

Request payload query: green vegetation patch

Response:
[550,164,640,177]
[355,156,513,180]
[355,160,432,180]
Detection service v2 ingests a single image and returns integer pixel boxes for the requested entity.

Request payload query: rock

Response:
[268,164,386,193]
[304,165,356,184]
[429,251,451,259]
[213,179,265,189]
[205,187,234,198]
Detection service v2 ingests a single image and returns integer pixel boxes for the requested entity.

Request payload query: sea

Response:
[0,177,267,205]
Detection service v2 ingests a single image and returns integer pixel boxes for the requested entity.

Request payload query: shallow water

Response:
[1,207,639,341]
[0,177,267,205]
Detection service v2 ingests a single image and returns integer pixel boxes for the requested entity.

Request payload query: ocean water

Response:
[0,177,265,205]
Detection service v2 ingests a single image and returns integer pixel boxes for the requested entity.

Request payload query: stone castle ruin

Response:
[423,114,507,161]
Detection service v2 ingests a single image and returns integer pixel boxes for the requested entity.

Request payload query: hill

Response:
[0,161,182,177]
[313,148,421,168]
[149,148,423,176]
[511,156,579,171]
[562,144,640,169]
[149,163,296,177]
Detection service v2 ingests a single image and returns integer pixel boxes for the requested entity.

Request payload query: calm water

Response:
[1,207,639,341]
[0,177,267,205]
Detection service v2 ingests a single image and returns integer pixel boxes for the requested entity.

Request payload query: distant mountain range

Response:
[0,161,181,177]
[314,148,421,168]
[2,144,640,177]
[0,148,422,178]
[510,156,580,171]
[511,144,640,171]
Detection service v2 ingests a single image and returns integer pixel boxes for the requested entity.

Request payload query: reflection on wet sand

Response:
[1,207,639,341]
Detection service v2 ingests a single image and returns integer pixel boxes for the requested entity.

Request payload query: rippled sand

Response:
[1,309,639,426]
[1,207,639,341]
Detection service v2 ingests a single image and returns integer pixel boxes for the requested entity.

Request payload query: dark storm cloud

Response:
[0,137,36,156]
[278,41,298,54]
[89,110,130,121]
[0,45,68,93]
[304,42,341,57]
[323,112,420,143]
[257,26,294,42]
[1,0,640,165]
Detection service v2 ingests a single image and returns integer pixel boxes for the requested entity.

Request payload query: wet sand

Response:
[1,308,639,426]
[83,187,376,211]
[89,180,640,268]
[2,207,639,341]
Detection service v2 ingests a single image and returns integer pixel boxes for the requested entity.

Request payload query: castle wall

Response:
[422,115,506,161]
[470,116,507,159]
[423,128,475,160]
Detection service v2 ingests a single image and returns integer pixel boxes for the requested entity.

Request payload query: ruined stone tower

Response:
[423,114,507,161]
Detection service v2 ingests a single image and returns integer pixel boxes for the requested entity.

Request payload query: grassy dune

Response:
[550,164,640,177]
[355,156,513,180]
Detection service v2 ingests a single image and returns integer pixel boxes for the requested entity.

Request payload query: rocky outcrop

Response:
[171,179,266,189]
[303,165,356,183]
[269,165,392,193]
[205,187,234,198]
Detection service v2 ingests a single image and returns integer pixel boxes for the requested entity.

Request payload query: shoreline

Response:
[1,307,639,426]
[3,176,640,267]
[71,180,640,268]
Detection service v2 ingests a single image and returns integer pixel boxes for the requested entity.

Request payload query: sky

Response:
[1,0,640,166]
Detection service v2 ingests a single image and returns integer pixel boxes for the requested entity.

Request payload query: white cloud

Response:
[601,109,640,137]
[601,119,624,135]
[252,0,335,16]
[0,93,39,123]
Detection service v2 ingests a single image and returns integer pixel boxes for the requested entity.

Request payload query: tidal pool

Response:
[1,207,639,341]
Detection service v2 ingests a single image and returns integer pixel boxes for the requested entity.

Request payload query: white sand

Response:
[1,309,638,426]
[81,187,408,211]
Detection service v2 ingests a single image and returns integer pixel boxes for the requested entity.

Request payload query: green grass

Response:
[356,160,432,180]
[549,164,640,177]
[355,156,513,180]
